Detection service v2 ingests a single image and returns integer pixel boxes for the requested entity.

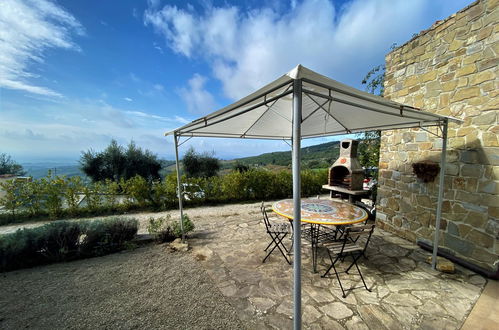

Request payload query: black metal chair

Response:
[321,224,375,297]
[261,202,291,264]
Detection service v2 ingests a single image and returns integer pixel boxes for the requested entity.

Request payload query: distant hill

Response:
[161,140,341,174]
[24,160,177,180]
[223,140,340,170]
[22,141,340,179]
[22,163,85,179]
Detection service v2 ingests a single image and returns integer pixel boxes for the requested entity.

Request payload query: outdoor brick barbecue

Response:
[328,139,364,191]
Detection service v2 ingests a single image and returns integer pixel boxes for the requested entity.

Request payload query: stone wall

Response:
[378,0,498,272]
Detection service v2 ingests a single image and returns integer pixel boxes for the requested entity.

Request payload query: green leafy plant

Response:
[80,140,161,182]
[40,175,65,218]
[64,176,84,215]
[147,215,175,243]
[38,221,82,262]
[122,175,151,207]
[0,179,23,215]
[182,147,220,178]
[0,153,26,176]
[80,217,138,256]
[172,215,195,238]
[103,179,120,209]
[147,214,194,242]
[23,180,44,216]
[83,181,104,211]
[0,217,138,272]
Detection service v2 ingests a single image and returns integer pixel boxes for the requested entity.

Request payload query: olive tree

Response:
[0,153,26,176]
[182,147,220,178]
[80,140,161,182]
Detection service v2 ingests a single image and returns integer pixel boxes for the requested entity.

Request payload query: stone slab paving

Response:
[187,201,487,330]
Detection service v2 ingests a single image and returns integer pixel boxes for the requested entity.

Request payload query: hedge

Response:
[0,169,328,225]
[0,217,138,272]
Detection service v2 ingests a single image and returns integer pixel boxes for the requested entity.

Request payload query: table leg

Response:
[288,219,294,255]
[311,224,320,273]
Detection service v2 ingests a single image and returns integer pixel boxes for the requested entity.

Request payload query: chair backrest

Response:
[341,224,375,254]
[261,201,271,231]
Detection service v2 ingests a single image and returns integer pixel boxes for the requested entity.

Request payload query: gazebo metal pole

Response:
[432,118,448,269]
[292,78,302,330]
[174,132,185,242]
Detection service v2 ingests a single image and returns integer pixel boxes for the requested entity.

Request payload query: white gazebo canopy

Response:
[168,65,458,139]
[167,65,461,330]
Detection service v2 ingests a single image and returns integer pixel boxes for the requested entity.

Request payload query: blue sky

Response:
[0,0,471,163]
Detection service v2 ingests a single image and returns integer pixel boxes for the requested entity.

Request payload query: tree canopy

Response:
[0,153,26,176]
[80,140,162,182]
[182,147,220,178]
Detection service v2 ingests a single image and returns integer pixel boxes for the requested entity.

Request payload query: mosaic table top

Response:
[272,198,368,225]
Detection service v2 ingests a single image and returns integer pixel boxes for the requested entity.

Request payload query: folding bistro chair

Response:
[261,202,291,264]
[321,224,375,297]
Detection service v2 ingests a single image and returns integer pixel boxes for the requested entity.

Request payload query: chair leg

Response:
[265,232,289,253]
[263,233,281,263]
[263,233,290,264]
[343,253,371,293]
[322,249,340,278]
[345,253,362,273]
[264,239,273,252]
[354,260,371,292]
[275,233,291,264]
[332,262,347,298]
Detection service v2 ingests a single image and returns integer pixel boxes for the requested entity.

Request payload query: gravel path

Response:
[0,244,246,330]
[0,200,268,235]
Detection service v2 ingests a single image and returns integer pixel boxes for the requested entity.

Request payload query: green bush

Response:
[80,217,138,256]
[63,176,84,215]
[0,217,138,272]
[40,175,65,218]
[0,229,43,270]
[147,214,194,243]
[0,179,29,215]
[83,181,104,211]
[38,221,81,262]
[172,215,195,238]
[147,216,175,243]
[0,168,329,225]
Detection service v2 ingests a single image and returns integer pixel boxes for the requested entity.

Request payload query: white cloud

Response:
[153,84,164,91]
[178,74,217,114]
[124,97,133,102]
[0,0,84,97]
[0,97,193,161]
[125,110,190,124]
[145,0,470,100]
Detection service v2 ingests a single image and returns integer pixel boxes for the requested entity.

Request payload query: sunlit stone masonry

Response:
[377,0,498,273]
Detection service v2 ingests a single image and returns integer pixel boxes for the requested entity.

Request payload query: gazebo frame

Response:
[166,65,459,330]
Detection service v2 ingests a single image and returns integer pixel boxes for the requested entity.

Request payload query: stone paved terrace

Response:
[186,200,487,330]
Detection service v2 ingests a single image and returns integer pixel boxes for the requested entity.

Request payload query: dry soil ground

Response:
[0,244,245,330]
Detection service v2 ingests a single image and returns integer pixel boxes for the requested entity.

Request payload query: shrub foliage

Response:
[0,217,138,272]
[0,168,327,225]
[147,214,194,243]
[80,140,161,182]
[182,147,220,178]
[0,153,26,176]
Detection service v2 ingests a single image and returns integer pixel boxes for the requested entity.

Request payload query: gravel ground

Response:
[0,244,246,330]
[0,201,268,236]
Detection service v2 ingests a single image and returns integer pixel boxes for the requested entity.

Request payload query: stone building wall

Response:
[377,0,498,272]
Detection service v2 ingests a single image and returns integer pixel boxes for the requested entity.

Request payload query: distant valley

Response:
[22,140,340,179]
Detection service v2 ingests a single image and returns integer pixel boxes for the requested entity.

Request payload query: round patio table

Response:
[272,198,368,272]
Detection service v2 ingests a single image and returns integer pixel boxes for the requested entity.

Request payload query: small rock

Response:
[426,256,455,273]
[169,238,189,252]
